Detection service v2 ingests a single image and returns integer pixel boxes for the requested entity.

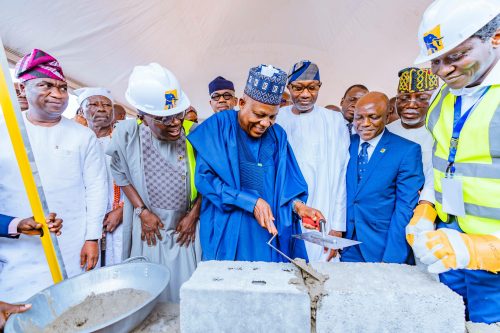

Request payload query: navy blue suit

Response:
[0,213,16,238]
[341,130,424,263]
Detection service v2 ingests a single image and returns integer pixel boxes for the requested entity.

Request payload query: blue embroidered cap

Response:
[244,64,287,106]
[287,60,320,84]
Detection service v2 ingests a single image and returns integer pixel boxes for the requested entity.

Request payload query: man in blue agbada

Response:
[188,64,325,262]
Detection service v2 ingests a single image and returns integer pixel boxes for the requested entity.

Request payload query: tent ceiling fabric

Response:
[1,0,432,119]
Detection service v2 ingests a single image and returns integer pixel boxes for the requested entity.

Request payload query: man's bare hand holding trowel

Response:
[294,201,340,261]
[256,198,351,262]
[254,198,326,236]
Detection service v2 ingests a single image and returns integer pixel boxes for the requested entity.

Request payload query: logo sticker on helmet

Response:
[423,25,444,55]
[164,89,178,110]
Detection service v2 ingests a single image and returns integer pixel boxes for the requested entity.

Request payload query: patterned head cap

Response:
[287,60,320,84]
[15,49,65,83]
[397,67,439,93]
[244,65,287,106]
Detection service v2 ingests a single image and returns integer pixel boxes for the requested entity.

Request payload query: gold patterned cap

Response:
[398,67,439,93]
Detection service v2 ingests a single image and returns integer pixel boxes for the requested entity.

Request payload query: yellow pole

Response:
[0,41,66,282]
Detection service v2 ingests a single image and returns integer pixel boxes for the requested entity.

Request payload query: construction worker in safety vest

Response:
[406,0,500,324]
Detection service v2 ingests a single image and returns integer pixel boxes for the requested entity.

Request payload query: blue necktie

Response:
[347,122,353,135]
[358,142,370,183]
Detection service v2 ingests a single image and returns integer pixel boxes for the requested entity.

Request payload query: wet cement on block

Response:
[311,262,465,333]
[41,288,150,332]
[289,258,329,333]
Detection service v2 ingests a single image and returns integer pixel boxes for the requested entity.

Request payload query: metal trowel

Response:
[293,217,361,250]
[266,234,326,281]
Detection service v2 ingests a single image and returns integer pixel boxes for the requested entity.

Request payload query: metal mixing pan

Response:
[5,259,170,333]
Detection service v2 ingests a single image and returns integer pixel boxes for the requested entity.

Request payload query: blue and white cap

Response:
[287,60,320,84]
[244,64,287,106]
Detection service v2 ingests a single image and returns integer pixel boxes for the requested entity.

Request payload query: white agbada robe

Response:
[386,120,435,203]
[277,105,350,261]
[97,135,124,265]
[0,112,108,303]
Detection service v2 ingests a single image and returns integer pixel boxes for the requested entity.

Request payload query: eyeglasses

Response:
[289,83,322,93]
[211,92,235,101]
[148,111,185,126]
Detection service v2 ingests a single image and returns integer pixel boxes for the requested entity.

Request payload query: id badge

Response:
[441,174,466,217]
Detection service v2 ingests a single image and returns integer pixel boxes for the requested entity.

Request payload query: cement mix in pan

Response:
[132,302,180,333]
[42,288,150,332]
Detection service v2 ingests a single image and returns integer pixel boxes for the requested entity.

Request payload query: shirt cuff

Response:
[330,220,346,232]
[419,187,436,204]
[8,217,23,235]
[85,224,103,241]
[236,190,259,213]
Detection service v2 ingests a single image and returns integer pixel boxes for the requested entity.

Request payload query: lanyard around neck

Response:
[446,86,490,174]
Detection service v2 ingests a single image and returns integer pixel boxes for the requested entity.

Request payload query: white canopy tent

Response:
[1,0,432,119]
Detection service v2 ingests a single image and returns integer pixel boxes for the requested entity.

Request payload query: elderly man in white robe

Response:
[106,63,201,302]
[0,49,108,303]
[276,60,350,261]
[76,87,124,266]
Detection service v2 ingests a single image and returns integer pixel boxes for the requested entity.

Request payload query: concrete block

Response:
[312,262,465,333]
[180,261,311,333]
[466,321,500,333]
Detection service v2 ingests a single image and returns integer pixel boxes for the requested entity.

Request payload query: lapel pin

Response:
[380,148,386,153]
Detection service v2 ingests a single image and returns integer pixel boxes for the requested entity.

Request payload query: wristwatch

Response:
[292,199,305,214]
[134,205,147,217]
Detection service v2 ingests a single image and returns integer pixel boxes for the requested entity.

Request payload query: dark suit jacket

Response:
[346,130,424,263]
[0,213,16,238]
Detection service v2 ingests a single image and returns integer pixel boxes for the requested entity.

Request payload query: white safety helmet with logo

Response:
[415,0,500,64]
[125,63,190,117]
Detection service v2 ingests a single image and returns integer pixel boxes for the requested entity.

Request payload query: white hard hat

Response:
[125,63,190,117]
[415,0,500,64]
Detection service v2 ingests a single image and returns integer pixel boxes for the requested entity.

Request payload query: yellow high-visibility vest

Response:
[426,84,500,234]
[183,120,198,205]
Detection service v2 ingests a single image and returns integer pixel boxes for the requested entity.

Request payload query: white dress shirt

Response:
[358,129,385,161]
